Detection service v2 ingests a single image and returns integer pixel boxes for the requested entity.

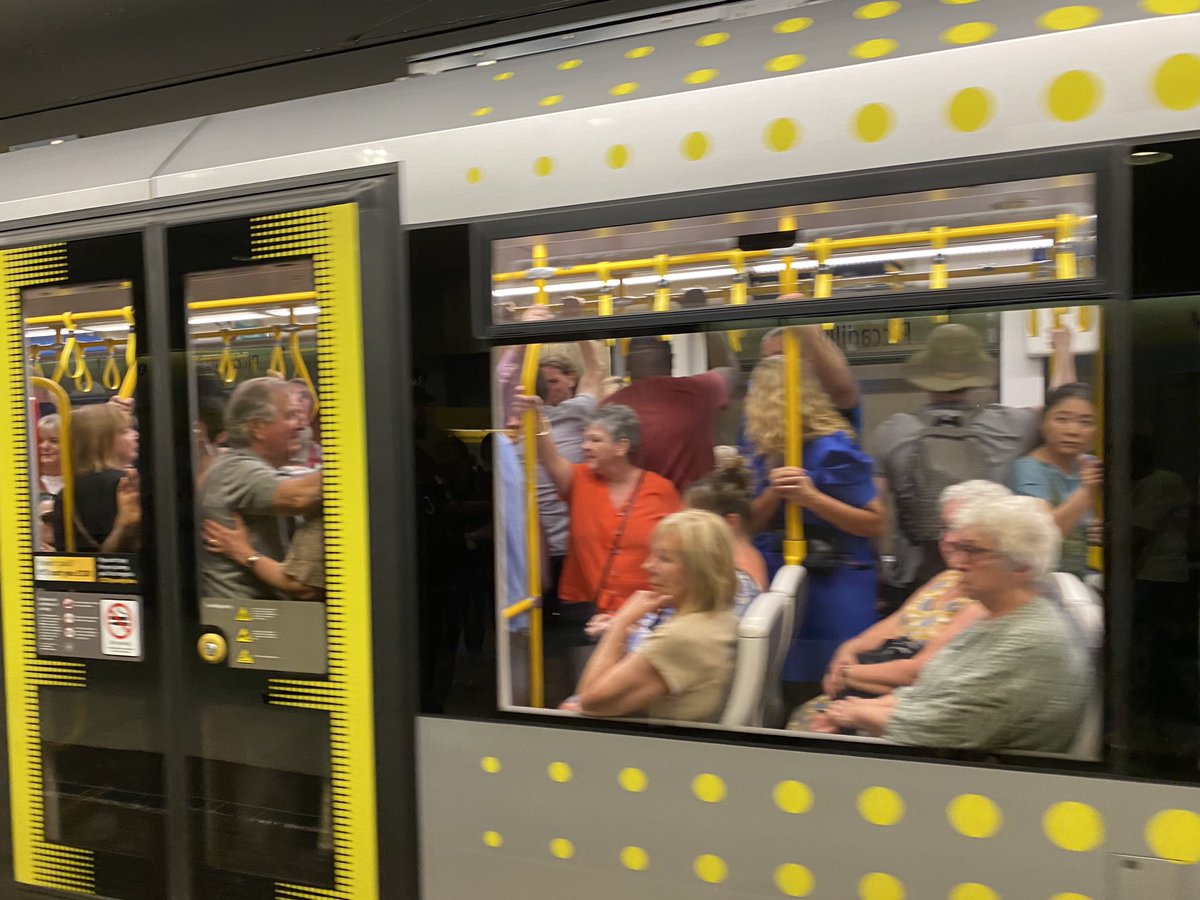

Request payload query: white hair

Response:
[940,480,1013,525]
[956,495,1062,578]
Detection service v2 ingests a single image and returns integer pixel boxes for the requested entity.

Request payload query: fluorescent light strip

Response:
[266,305,321,317]
[187,311,270,325]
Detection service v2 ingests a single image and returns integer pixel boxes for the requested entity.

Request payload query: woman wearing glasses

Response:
[824,495,1092,752]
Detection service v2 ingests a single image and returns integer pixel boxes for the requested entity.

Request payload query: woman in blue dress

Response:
[744,356,883,700]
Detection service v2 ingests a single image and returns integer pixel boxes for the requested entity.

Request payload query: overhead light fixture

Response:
[24,328,57,339]
[86,323,131,333]
[9,134,81,152]
[188,311,269,325]
[266,306,321,317]
[1128,150,1173,166]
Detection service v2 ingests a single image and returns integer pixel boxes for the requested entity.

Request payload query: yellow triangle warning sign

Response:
[235,608,253,622]
[236,649,255,665]
[236,628,254,643]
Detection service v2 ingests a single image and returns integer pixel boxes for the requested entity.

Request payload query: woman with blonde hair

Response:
[577,509,739,722]
[52,403,140,552]
[744,356,883,702]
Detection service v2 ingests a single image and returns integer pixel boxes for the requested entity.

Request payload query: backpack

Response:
[894,407,993,544]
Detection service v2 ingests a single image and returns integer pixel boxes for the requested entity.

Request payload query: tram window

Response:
[488,174,1096,326]
[477,304,1106,758]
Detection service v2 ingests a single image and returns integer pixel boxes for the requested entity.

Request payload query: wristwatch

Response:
[243,553,262,569]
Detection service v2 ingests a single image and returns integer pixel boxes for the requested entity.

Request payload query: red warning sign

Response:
[100,597,141,658]
[106,602,133,639]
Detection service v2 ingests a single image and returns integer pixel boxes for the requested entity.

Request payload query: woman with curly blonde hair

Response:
[744,355,883,703]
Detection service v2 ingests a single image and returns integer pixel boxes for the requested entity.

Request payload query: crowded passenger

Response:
[756,312,861,427]
[202,513,325,602]
[870,323,1077,613]
[36,413,63,495]
[823,495,1092,752]
[52,403,141,553]
[1009,383,1101,580]
[508,397,680,651]
[288,378,323,469]
[577,509,738,722]
[743,356,881,704]
[791,480,1012,732]
[603,322,739,493]
[197,377,322,601]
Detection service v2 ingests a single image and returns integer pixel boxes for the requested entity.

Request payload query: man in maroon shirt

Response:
[603,333,739,493]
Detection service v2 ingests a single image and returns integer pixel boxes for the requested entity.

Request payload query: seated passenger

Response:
[1008,383,1101,580]
[577,509,738,722]
[37,413,63,495]
[790,480,1012,732]
[52,404,141,553]
[824,496,1092,752]
[508,399,681,621]
[744,357,882,699]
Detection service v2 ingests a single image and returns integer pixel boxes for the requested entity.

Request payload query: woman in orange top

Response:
[511,398,681,619]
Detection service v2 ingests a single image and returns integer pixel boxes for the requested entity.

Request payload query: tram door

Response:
[0,191,396,900]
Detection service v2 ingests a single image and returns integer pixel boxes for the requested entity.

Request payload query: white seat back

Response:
[1044,572,1104,758]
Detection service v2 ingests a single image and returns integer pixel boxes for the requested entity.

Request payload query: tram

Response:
[0,2,1198,899]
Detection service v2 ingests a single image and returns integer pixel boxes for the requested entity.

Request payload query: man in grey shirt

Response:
[825,495,1092,753]
[197,377,322,601]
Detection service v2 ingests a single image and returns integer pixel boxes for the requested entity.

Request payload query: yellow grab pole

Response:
[728,249,747,352]
[218,331,237,383]
[782,328,806,566]
[117,308,138,399]
[887,318,906,344]
[1088,314,1105,574]
[929,225,949,290]
[653,254,671,340]
[813,237,833,300]
[532,243,550,307]
[268,328,286,376]
[597,263,616,348]
[519,343,545,708]
[31,377,76,553]
[1028,309,1040,338]
[289,330,319,417]
[1055,214,1078,280]
[1079,305,1092,332]
[779,217,799,295]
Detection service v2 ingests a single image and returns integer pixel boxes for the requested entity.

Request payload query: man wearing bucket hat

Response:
[870,323,1077,613]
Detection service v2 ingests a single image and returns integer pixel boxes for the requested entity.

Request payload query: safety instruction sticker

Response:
[100,597,141,658]
[200,598,327,674]
[34,556,97,583]
[35,591,143,662]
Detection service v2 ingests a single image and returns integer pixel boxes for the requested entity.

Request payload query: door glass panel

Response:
[1,233,164,899]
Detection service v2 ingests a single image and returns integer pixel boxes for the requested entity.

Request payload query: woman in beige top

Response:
[578,509,738,722]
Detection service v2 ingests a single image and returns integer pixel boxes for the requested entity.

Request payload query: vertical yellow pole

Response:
[1049,309,1068,383]
[887,318,906,345]
[653,254,671,313]
[728,249,746,352]
[929,225,949,290]
[520,343,544,708]
[597,262,615,348]
[779,217,799,295]
[782,328,806,566]
[812,237,833,300]
[1088,313,1105,574]
[1055,214,1078,280]
[532,243,549,306]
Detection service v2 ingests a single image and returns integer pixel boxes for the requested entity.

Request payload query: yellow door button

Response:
[198,632,228,664]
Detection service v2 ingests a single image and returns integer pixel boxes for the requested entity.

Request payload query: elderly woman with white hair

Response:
[825,495,1092,752]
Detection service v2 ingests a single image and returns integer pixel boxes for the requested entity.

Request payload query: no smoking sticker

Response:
[100,597,142,658]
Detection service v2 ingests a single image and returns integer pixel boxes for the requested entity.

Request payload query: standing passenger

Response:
[52,404,141,553]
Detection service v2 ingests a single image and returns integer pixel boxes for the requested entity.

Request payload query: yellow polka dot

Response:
[851,39,899,59]
[684,68,719,85]
[940,21,997,44]
[694,854,728,884]
[772,779,812,812]
[539,95,564,107]
[492,71,514,81]
[775,863,814,897]
[1141,0,1199,12]
[549,837,575,859]
[856,1,901,18]
[606,144,631,169]
[949,884,999,900]
[465,167,483,184]
[858,786,904,825]
[625,45,654,59]
[1155,54,1200,111]
[618,767,647,791]
[1146,809,1200,863]
[774,17,814,33]
[557,58,582,71]
[482,830,503,848]
[1038,5,1103,30]
[696,32,730,47]
[853,104,894,142]
[766,54,807,73]
[533,156,555,177]
[472,106,493,117]
[480,756,501,773]
[610,82,639,96]
[1046,70,1102,122]
[692,773,727,802]
[681,131,711,161]
[947,794,1003,838]
[946,87,995,131]
[620,846,649,871]
[1043,801,1104,852]
[547,761,573,782]
[859,872,906,900]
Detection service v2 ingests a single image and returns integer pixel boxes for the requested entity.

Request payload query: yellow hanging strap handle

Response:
[289,329,319,417]
[71,337,93,393]
[51,315,78,384]
[521,343,545,707]
[268,328,287,376]
[101,339,121,390]
[728,249,747,352]
[28,343,46,378]
[597,262,615,348]
[31,377,76,553]
[1055,213,1078,280]
[218,331,237,383]
[118,331,138,399]
[783,327,806,566]
[1088,313,1105,574]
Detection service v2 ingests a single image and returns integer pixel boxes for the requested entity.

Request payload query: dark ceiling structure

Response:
[0,0,700,149]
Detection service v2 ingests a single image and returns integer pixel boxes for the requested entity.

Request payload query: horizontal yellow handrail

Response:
[24,293,319,328]
[502,598,536,620]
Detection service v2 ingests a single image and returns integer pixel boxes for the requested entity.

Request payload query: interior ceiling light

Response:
[187,311,270,325]
[1128,150,1173,166]
[266,306,320,317]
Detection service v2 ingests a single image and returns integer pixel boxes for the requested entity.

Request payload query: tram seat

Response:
[1043,572,1104,758]
[721,566,806,728]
